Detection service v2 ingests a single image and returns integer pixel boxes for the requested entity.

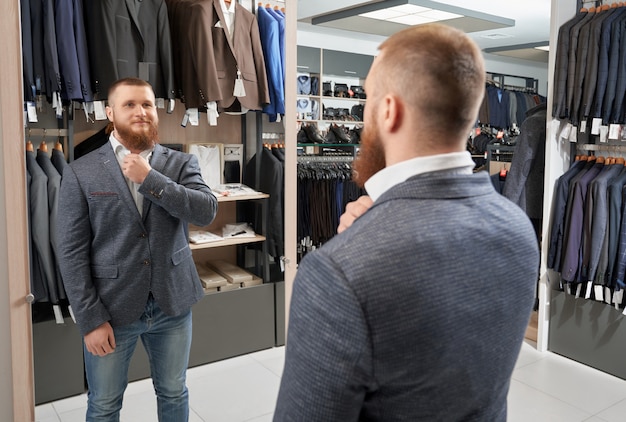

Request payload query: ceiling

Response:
[297,0,552,63]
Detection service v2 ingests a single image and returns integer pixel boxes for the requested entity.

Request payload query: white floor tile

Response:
[120,390,158,422]
[507,379,592,422]
[512,352,626,415]
[188,361,280,422]
[57,407,88,422]
[514,341,547,370]
[594,397,626,422]
[51,393,87,415]
[35,403,60,422]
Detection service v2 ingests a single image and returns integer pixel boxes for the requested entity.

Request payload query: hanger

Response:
[26,140,34,152]
[39,140,48,153]
[616,157,625,165]
[55,141,63,152]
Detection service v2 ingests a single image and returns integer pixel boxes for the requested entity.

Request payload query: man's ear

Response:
[105,106,113,122]
[382,94,403,133]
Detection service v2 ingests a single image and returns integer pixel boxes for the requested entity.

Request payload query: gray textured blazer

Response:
[57,142,217,336]
[274,170,539,421]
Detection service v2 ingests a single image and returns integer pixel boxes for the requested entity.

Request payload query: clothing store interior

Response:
[4,0,626,420]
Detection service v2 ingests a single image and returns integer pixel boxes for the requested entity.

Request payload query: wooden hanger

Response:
[596,155,605,164]
[39,140,48,153]
[616,157,625,165]
[26,140,34,152]
[54,141,63,152]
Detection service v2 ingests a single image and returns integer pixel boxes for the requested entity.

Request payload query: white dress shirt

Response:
[365,151,476,202]
[109,134,153,213]
[220,0,236,42]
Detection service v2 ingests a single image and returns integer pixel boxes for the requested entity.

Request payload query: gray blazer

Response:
[57,142,217,336]
[274,170,539,421]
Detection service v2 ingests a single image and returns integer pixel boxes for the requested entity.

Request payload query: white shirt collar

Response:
[364,151,475,201]
[109,133,153,163]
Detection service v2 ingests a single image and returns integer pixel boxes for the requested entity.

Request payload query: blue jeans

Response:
[84,295,192,422]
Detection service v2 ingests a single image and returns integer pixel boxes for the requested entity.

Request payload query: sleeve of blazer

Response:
[610,23,626,123]
[139,151,218,227]
[602,15,625,123]
[83,0,118,99]
[156,0,176,100]
[55,0,84,101]
[274,251,373,421]
[21,0,35,102]
[43,0,62,97]
[237,7,270,110]
[258,7,283,117]
[566,13,595,122]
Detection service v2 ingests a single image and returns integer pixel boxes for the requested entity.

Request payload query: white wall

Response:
[297,24,550,97]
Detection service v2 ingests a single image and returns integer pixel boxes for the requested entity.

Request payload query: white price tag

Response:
[188,108,199,126]
[575,283,583,298]
[560,123,572,139]
[594,285,604,302]
[605,287,612,304]
[156,98,165,109]
[609,124,621,140]
[551,119,561,136]
[585,281,593,299]
[26,101,38,123]
[569,126,578,143]
[600,126,609,143]
[580,120,587,133]
[94,101,107,120]
[591,118,602,135]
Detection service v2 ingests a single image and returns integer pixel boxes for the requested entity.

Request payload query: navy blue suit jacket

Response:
[258,6,284,120]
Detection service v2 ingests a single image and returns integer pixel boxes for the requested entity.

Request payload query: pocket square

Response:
[214,21,223,28]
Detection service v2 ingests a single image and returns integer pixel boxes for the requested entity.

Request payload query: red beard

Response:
[115,120,159,152]
[353,121,386,188]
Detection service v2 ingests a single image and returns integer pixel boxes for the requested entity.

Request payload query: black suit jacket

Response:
[566,12,595,122]
[83,0,175,100]
[602,13,626,123]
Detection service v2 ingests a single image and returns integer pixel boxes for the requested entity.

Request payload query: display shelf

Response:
[189,234,266,250]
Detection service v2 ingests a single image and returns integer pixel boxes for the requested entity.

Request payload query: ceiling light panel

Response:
[388,14,435,26]
[359,9,405,20]
[418,10,462,21]
[388,4,431,14]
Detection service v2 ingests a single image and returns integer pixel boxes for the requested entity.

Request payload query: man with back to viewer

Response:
[274,23,539,421]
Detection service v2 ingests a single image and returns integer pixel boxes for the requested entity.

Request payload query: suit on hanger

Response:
[26,150,59,304]
[54,0,93,102]
[582,163,623,283]
[601,12,626,123]
[591,7,626,120]
[566,11,595,122]
[36,149,66,301]
[51,147,69,176]
[610,16,626,123]
[176,0,269,110]
[56,142,217,336]
[258,6,285,121]
[42,0,62,99]
[275,170,538,420]
[561,161,604,283]
[21,0,36,102]
[83,0,175,101]
[547,159,586,271]
[502,104,546,231]
[579,7,616,122]
[606,166,626,285]
[553,11,587,119]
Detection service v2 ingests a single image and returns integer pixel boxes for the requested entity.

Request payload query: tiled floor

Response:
[36,340,626,422]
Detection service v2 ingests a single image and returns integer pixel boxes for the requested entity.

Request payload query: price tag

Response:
[94,101,107,120]
[600,126,609,143]
[580,120,587,133]
[584,281,593,299]
[156,98,165,109]
[569,126,578,143]
[609,124,621,140]
[591,118,602,135]
[26,101,38,123]
[594,285,604,302]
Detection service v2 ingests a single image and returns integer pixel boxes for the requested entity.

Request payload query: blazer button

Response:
[139,233,147,238]
[143,259,150,266]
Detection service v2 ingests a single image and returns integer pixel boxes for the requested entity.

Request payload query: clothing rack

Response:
[487,72,539,94]
[297,155,354,162]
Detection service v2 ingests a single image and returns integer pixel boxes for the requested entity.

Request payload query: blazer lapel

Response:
[213,0,237,62]
[124,0,145,52]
